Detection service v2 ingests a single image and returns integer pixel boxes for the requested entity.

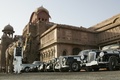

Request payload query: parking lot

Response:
[0,70,120,80]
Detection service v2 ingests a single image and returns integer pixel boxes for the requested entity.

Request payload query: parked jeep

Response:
[78,49,101,71]
[54,55,81,72]
[79,49,120,71]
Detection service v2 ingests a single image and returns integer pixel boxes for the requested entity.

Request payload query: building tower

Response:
[29,6,51,23]
[0,24,14,71]
[22,6,51,63]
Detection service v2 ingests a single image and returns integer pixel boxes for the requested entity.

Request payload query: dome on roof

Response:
[35,6,49,14]
[2,24,14,32]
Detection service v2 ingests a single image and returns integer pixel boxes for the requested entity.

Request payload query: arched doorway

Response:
[72,48,81,55]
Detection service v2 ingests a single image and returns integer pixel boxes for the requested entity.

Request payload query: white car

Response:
[21,61,42,72]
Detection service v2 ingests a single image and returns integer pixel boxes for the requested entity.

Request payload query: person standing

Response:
[13,41,23,74]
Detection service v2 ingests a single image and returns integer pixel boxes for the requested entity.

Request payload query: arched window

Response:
[72,48,81,55]
[62,50,67,56]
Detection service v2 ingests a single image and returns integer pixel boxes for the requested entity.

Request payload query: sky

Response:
[0,0,120,38]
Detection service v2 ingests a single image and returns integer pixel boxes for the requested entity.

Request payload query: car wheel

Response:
[34,67,38,72]
[53,65,59,72]
[24,67,30,72]
[40,64,46,72]
[70,61,80,72]
[85,66,92,72]
[108,56,118,71]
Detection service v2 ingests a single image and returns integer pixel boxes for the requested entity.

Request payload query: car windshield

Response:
[78,50,90,56]
[102,44,120,50]
[78,49,100,56]
[32,61,41,64]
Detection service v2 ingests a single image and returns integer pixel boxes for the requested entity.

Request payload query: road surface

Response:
[0,70,120,80]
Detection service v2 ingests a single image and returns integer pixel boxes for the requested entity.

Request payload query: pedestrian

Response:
[13,40,23,74]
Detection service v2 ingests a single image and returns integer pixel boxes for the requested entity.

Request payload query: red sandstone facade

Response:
[22,6,120,62]
[0,6,120,70]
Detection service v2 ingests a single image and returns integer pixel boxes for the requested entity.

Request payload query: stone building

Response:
[22,6,120,62]
[89,14,120,48]
[0,24,15,70]
[22,6,51,63]
[0,6,120,66]
[22,6,97,63]
[0,24,22,71]
[40,24,97,62]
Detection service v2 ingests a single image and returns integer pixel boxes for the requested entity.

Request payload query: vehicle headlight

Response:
[99,52,104,57]
[31,66,36,69]
[57,59,59,62]
[81,55,84,60]
[37,65,40,68]
[83,60,87,63]
[30,67,34,69]
[62,58,66,62]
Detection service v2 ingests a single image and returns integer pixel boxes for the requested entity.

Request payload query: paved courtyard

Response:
[0,70,120,80]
